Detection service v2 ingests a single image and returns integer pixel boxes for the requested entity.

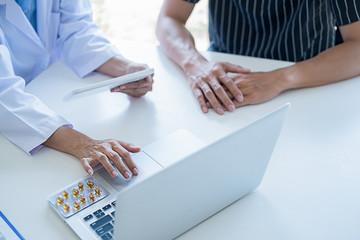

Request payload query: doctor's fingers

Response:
[117,85,153,97]
[80,158,95,176]
[146,75,154,83]
[104,148,135,179]
[120,88,152,98]
[125,63,154,82]
[124,78,153,88]
[111,143,138,176]
[80,152,119,178]
[92,151,123,178]
[111,78,153,92]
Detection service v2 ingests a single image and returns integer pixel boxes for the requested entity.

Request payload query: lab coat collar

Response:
[4,0,44,49]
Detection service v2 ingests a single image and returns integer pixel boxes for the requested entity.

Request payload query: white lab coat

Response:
[0,0,118,154]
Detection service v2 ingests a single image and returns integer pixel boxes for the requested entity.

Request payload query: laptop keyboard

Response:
[83,201,116,239]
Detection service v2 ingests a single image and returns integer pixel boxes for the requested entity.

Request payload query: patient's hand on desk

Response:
[43,126,140,179]
[216,70,287,109]
[184,60,249,115]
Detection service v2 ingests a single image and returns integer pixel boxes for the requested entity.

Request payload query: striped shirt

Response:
[185,0,360,62]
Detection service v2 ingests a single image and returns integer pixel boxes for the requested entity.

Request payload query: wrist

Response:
[276,64,301,91]
[181,53,208,75]
[96,55,134,77]
[44,126,92,158]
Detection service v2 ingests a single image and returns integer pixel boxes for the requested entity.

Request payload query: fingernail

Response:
[133,168,139,175]
[202,106,208,113]
[129,144,140,149]
[124,172,131,179]
[228,105,235,112]
[112,170,119,177]
[236,95,244,102]
[87,169,93,175]
[120,85,126,90]
[217,107,224,115]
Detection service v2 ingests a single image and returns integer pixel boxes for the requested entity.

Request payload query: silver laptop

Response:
[48,103,290,240]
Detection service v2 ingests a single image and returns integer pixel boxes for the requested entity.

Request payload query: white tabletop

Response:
[1,43,360,240]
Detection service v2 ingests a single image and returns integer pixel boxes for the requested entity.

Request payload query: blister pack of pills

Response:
[48,176,109,218]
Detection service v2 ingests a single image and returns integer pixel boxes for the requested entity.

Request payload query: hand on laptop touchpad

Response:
[98,167,132,191]
[98,151,163,192]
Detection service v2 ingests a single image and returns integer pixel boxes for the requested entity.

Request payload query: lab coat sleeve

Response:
[57,0,119,78]
[0,44,72,155]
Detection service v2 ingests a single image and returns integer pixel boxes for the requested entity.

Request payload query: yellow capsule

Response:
[63,204,70,212]
[56,197,64,205]
[87,180,94,189]
[78,182,84,191]
[79,195,86,204]
[73,201,80,211]
[89,193,95,202]
[94,187,101,196]
[63,190,69,199]
[72,188,79,197]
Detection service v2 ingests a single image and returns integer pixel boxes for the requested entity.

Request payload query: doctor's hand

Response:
[43,126,141,179]
[184,60,250,115]
[96,56,154,98]
[110,62,154,98]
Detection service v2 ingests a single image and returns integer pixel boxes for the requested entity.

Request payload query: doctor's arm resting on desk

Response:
[0,0,154,179]
[0,45,143,179]
[45,56,154,179]
[156,0,360,113]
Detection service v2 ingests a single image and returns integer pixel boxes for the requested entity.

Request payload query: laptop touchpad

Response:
[97,151,163,192]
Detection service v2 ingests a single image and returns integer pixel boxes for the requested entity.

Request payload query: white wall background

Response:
[90,0,210,51]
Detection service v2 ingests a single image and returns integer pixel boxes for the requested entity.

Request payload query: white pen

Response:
[63,68,154,101]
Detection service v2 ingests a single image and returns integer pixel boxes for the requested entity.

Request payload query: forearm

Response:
[156,3,250,114]
[156,16,207,72]
[282,41,360,90]
[43,126,90,159]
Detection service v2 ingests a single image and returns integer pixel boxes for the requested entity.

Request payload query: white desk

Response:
[1,43,360,240]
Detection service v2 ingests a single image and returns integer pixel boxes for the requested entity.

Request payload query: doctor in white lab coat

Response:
[0,0,154,179]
